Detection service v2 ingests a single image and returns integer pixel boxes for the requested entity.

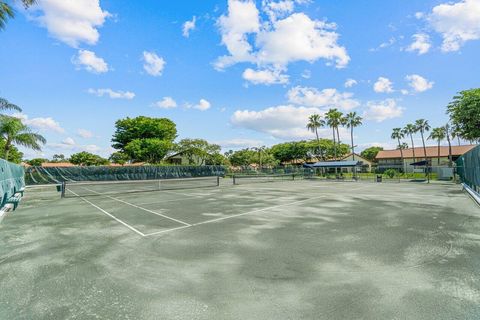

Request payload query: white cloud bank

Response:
[215,0,349,83]
[154,97,177,109]
[427,0,480,52]
[363,99,404,122]
[242,68,289,85]
[77,129,94,138]
[142,51,166,76]
[406,33,431,55]
[13,113,64,133]
[287,86,359,110]
[405,74,434,93]
[32,0,110,47]
[88,88,135,99]
[373,77,394,93]
[183,16,196,37]
[72,49,109,73]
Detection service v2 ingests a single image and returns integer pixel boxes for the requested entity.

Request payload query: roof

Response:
[376,145,477,160]
[306,160,361,168]
[41,162,75,167]
[341,153,372,164]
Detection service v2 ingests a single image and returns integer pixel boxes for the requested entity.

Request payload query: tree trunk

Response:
[332,127,337,159]
[315,129,323,161]
[446,129,453,167]
[421,131,427,162]
[336,127,341,146]
[4,140,11,161]
[437,140,440,166]
[350,126,355,160]
[398,138,404,172]
[410,134,416,163]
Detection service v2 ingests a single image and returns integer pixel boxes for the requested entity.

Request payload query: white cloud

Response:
[215,1,349,72]
[72,49,109,73]
[427,0,480,52]
[217,138,263,149]
[182,16,197,37]
[77,129,94,138]
[370,37,396,52]
[83,144,102,153]
[62,137,76,146]
[363,99,404,122]
[287,86,360,110]
[87,88,135,99]
[231,104,324,139]
[344,78,357,88]
[373,77,394,93]
[262,0,295,21]
[13,113,65,133]
[32,0,110,47]
[154,97,177,109]
[142,51,166,76]
[301,69,311,79]
[187,99,211,111]
[242,68,289,85]
[406,33,431,55]
[405,74,434,92]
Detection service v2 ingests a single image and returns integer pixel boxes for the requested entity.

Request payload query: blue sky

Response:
[1,0,479,159]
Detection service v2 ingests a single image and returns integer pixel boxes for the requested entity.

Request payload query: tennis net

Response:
[61,176,220,198]
[232,174,296,185]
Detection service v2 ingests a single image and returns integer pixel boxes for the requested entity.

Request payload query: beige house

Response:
[375,145,476,172]
[341,153,373,172]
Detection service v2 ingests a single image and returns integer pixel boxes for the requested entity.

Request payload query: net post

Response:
[233,175,236,185]
[292,173,295,181]
[61,181,66,198]
[216,176,220,186]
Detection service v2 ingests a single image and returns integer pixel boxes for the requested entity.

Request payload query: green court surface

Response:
[1,179,480,319]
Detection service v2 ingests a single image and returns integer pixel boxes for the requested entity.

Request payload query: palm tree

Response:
[444,123,453,167]
[0,0,36,30]
[391,128,405,172]
[415,119,431,164]
[0,97,22,113]
[402,124,417,163]
[344,112,362,160]
[325,109,344,159]
[306,114,325,160]
[429,127,446,166]
[0,115,46,160]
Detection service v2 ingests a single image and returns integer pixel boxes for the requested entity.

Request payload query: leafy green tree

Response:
[0,0,36,30]
[415,119,431,163]
[391,128,405,171]
[175,139,221,165]
[360,146,383,162]
[306,114,325,159]
[447,89,480,141]
[27,158,47,166]
[51,154,65,162]
[227,148,257,166]
[325,109,343,159]
[270,141,309,164]
[402,124,417,163]
[69,151,109,166]
[124,138,172,163]
[109,152,129,165]
[112,116,177,152]
[344,112,362,160]
[0,115,46,161]
[0,139,22,163]
[429,127,446,165]
[0,97,22,112]
[205,152,229,165]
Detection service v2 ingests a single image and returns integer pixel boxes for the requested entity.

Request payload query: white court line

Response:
[79,187,191,227]
[67,189,146,237]
[143,196,323,237]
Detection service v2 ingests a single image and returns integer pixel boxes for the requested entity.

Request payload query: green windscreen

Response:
[0,159,25,206]
[456,145,480,194]
[25,165,226,185]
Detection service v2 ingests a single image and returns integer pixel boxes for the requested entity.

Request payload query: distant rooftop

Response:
[376,145,476,160]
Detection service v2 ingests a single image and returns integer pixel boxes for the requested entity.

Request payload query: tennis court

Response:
[1,178,480,319]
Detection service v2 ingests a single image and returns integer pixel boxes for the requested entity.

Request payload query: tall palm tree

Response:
[444,123,453,167]
[391,128,405,172]
[344,112,362,160]
[306,114,325,160]
[0,115,46,160]
[0,97,22,113]
[402,123,417,163]
[429,127,446,166]
[325,109,342,159]
[0,0,36,30]
[415,119,431,164]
